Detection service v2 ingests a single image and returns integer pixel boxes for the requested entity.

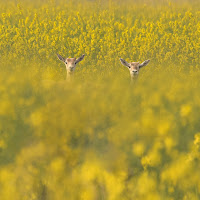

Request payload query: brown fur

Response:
[120,58,150,79]
[57,54,85,81]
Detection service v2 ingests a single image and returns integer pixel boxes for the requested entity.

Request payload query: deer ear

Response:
[75,54,85,64]
[139,60,150,68]
[120,58,130,68]
[57,53,66,62]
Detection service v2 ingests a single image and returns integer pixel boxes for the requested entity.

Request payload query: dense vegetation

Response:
[0,0,200,199]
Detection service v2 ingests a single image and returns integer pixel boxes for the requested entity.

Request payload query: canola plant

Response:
[0,0,200,199]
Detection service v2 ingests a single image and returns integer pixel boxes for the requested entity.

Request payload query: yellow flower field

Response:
[0,0,200,199]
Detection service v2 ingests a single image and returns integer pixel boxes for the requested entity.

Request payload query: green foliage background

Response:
[0,0,200,199]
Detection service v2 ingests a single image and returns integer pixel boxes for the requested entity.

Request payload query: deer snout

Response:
[132,70,138,73]
[68,65,75,69]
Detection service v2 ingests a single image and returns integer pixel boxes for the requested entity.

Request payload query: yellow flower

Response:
[132,142,145,157]
[180,104,191,117]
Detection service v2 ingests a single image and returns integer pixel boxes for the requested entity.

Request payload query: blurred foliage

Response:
[0,0,200,199]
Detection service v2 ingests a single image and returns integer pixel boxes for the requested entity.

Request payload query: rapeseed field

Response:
[0,0,200,199]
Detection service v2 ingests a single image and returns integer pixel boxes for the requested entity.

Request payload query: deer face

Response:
[129,62,140,76]
[120,58,150,77]
[57,54,85,74]
[65,58,77,73]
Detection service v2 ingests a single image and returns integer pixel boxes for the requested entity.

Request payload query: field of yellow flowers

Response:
[0,0,200,199]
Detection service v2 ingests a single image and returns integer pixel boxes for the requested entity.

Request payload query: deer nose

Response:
[132,70,138,73]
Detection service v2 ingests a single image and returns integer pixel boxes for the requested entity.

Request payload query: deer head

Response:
[120,58,150,79]
[57,53,85,80]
